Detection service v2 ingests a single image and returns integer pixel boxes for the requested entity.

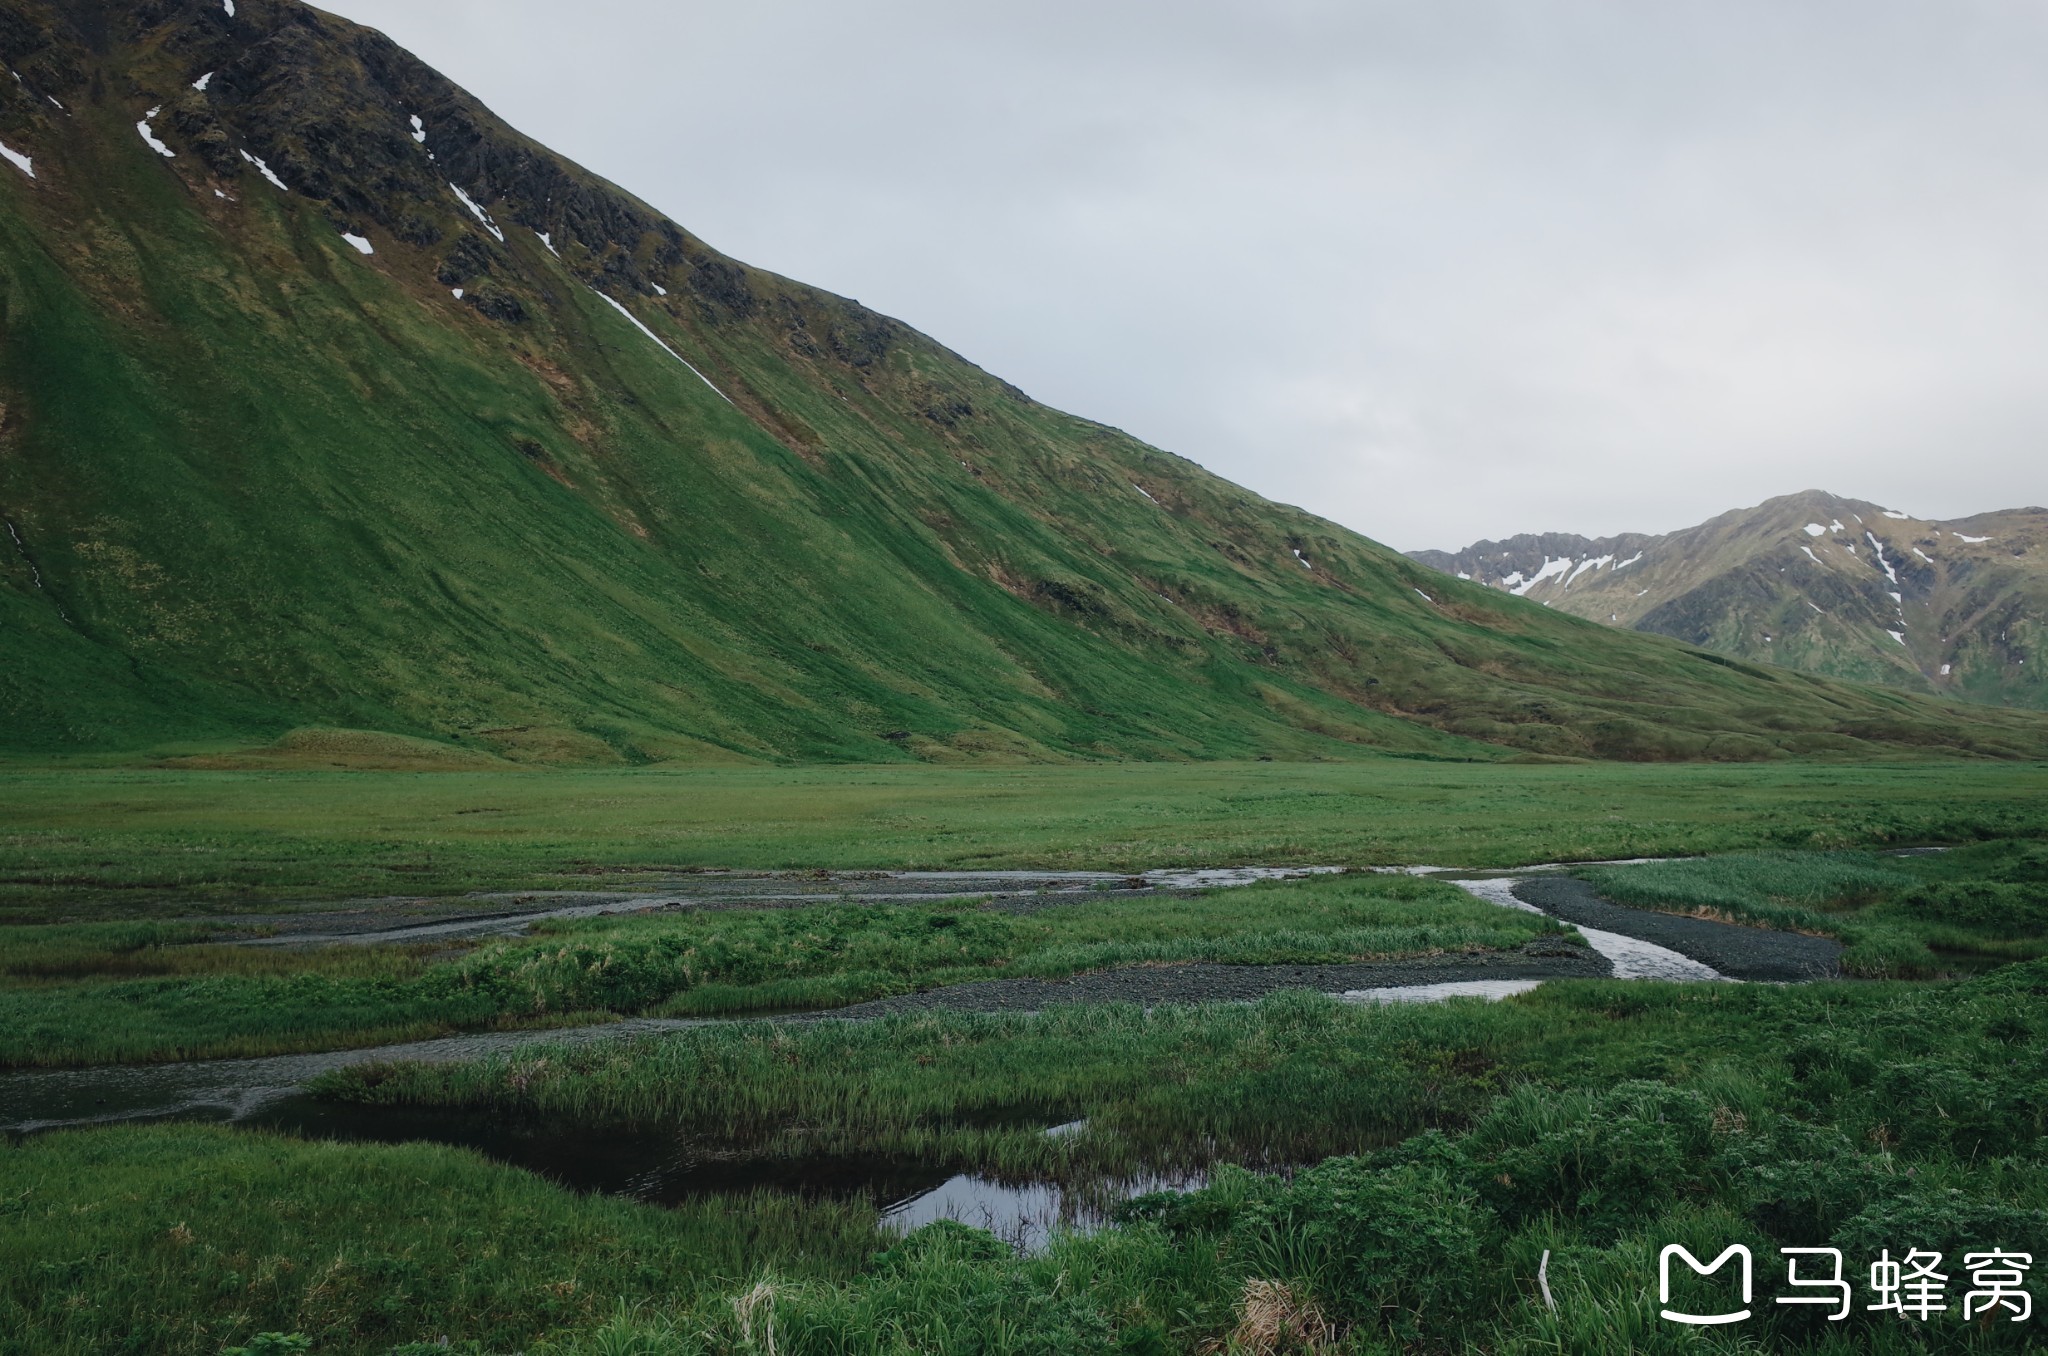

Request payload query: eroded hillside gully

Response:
[0,864,1837,1252]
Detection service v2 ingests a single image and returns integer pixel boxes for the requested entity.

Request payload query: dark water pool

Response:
[237,1096,1190,1252]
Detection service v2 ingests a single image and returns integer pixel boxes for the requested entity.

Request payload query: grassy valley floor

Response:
[1,763,2044,1354]
[0,874,1575,1067]
[3,758,2046,918]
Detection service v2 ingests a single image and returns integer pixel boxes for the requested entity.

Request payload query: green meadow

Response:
[4,758,2046,918]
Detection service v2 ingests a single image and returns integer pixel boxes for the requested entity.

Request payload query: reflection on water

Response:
[238,1095,1184,1254]
[880,1170,1204,1254]
[1339,979,1545,1004]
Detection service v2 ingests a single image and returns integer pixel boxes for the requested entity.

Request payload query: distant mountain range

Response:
[1411,491,2046,710]
[1,2,2044,762]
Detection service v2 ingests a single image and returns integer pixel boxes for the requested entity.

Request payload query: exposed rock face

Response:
[1413,491,2048,709]
[0,0,925,371]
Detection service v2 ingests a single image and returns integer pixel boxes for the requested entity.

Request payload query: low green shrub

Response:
[1895,880,2048,936]
[1227,1157,1484,1341]
[1459,1082,1732,1242]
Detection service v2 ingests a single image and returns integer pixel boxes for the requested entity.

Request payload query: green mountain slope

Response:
[1,1,2045,764]
[1412,491,2047,711]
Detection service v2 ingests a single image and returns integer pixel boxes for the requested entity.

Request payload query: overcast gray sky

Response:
[322,0,2048,551]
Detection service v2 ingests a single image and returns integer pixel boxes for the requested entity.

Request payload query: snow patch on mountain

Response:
[341,232,373,255]
[1804,523,1827,537]
[194,72,213,92]
[1954,533,1991,544]
[593,290,732,404]
[0,140,32,179]
[137,109,175,158]
[240,150,288,191]
[1505,556,1574,596]
[449,183,505,242]
[410,115,426,144]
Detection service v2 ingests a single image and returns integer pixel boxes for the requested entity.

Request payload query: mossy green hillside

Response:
[1,1,2046,763]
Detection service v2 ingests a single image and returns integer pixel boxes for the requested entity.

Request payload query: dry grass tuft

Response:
[732,1279,779,1355]
[1217,1279,1336,1354]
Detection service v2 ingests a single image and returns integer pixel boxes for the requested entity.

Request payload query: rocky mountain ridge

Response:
[1411,490,2045,709]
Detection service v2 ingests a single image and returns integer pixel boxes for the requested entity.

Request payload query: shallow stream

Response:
[4,863,1763,1249]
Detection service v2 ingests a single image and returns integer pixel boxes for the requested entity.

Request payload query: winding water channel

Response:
[4,864,1816,1248]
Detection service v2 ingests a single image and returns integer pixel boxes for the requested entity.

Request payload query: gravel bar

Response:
[1513,877,1843,981]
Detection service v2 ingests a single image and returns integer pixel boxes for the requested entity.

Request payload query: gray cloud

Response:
[321,0,2048,549]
